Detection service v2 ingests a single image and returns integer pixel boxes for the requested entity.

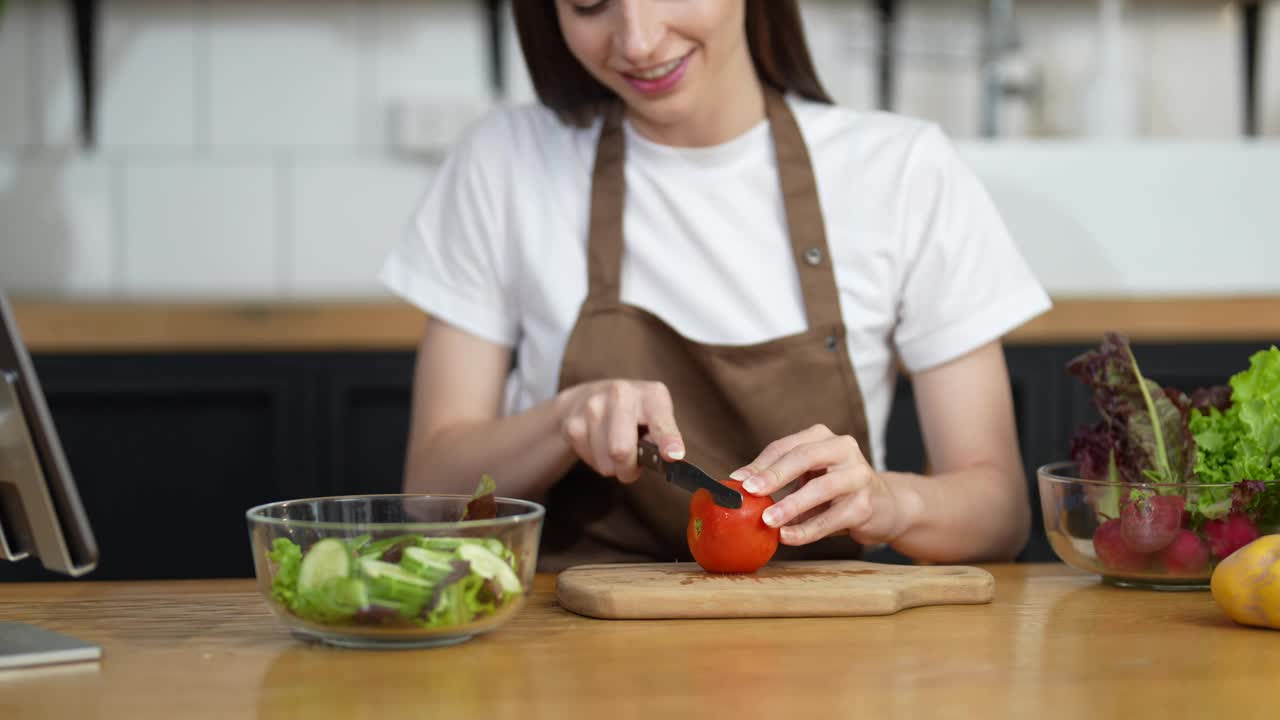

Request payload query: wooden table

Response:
[1,564,1277,719]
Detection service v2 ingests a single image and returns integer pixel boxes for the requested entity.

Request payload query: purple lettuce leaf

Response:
[1190,385,1233,413]
[1066,333,1194,483]
[1070,421,1115,482]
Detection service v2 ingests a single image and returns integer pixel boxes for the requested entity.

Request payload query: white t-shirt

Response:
[379,95,1051,471]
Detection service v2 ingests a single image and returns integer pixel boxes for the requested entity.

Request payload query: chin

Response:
[618,91,700,133]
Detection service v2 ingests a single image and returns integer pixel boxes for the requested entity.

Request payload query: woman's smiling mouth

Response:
[620,50,694,95]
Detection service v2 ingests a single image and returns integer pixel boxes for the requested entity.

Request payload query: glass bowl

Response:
[1038,462,1277,591]
[246,494,544,648]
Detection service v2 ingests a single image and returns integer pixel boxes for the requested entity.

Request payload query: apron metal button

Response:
[803,247,823,266]
[825,335,838,351]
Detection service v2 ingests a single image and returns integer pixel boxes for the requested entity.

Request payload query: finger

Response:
[789,503,829,526]
[782,469,823,494]
[782,491,873,546]
[746,434,867,497]
[564,413,593,467]
[638,382,684,460]
[762,466,875,527]
[760,469,863,529]
[585,393,615,477]
[730,424,835,486]
[605,383,642,484]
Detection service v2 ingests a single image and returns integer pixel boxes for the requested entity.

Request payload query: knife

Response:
[636,439,743,509]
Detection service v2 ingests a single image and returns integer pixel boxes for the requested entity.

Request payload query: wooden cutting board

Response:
[556,560,995,619]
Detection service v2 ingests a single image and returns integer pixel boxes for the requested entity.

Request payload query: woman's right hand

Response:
[555,380,685,484]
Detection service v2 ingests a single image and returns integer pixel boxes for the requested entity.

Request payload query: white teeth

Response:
[630,56,683,81]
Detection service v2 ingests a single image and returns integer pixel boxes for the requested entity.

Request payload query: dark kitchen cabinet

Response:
[0,353,415,582]
[2,339,1273,581]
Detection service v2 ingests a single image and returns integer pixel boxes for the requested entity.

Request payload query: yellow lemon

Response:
[1210,534,1280,630]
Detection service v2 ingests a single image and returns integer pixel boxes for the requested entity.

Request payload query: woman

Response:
[379,0,1051,570]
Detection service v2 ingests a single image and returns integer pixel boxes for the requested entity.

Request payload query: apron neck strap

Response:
[586,89,843,332]
[586,102,627,304]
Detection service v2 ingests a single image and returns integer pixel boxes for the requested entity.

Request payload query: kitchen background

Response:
[0,1,1278,580]
[0,0,1277,300]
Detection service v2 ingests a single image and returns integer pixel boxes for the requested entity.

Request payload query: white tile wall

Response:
[208,0,369,147]
[0,151,115,296]
[122,159,278,296]
[30,0,79,149]
[0,1,30,146]
[894,0,986,137]
[373,0,492,152]
[100,0,199,148]
[373,1,488,102]
[798,1,876,111]
[288,158,431,296]
[1019,2,1115,137]
[1139,2,1242,137]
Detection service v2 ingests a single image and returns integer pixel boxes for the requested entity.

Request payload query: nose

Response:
[614,0,663,65]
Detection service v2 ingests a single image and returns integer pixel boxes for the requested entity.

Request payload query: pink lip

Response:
[621,52,692,96]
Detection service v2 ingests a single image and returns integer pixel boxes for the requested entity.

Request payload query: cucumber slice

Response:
[360,557,433,613]
[474,538,509,558]
[328,576,369,609]
[420,537,513,567]
[417,537,463,552]
[297,538,352,593]
[400,546,454,580]
[457,543,522,595]
[359,557,432,586]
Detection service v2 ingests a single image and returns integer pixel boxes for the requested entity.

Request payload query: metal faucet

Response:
[979,0,1038,137]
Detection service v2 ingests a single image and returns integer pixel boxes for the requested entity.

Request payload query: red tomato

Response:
[687,478,779,573]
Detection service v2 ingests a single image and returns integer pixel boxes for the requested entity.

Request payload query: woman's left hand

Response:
[730,424,910,547]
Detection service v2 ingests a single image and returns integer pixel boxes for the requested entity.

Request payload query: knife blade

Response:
[635,439,743,509]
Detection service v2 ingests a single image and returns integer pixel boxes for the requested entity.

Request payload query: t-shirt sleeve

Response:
[378,111,519,347]
[892,124,1051,373]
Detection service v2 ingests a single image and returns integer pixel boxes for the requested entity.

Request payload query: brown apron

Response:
[540,90,872,572]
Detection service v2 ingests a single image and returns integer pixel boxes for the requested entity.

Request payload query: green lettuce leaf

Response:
[1232,347,1280,467]
[268,537,303,608]
[1191,346,1280,519]
[424,573,489,628]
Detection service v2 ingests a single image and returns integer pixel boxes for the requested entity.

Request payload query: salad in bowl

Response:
[247,477,543,647]
[1040,333,1280,589]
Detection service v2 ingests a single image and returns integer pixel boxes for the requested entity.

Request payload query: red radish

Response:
[1160,529,1210,575]
[1119,494,1184,553]
[1093,518,1152,572]
[1203,513,1260,560]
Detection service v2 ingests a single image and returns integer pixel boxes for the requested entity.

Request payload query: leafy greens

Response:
[1188,346,1280,522]
[1066,334,1280,528]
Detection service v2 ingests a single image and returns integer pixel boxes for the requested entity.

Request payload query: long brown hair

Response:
[513,0,833,127]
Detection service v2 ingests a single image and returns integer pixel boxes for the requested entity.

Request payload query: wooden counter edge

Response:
[10,296,1280,353]
[11,301,428,353]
